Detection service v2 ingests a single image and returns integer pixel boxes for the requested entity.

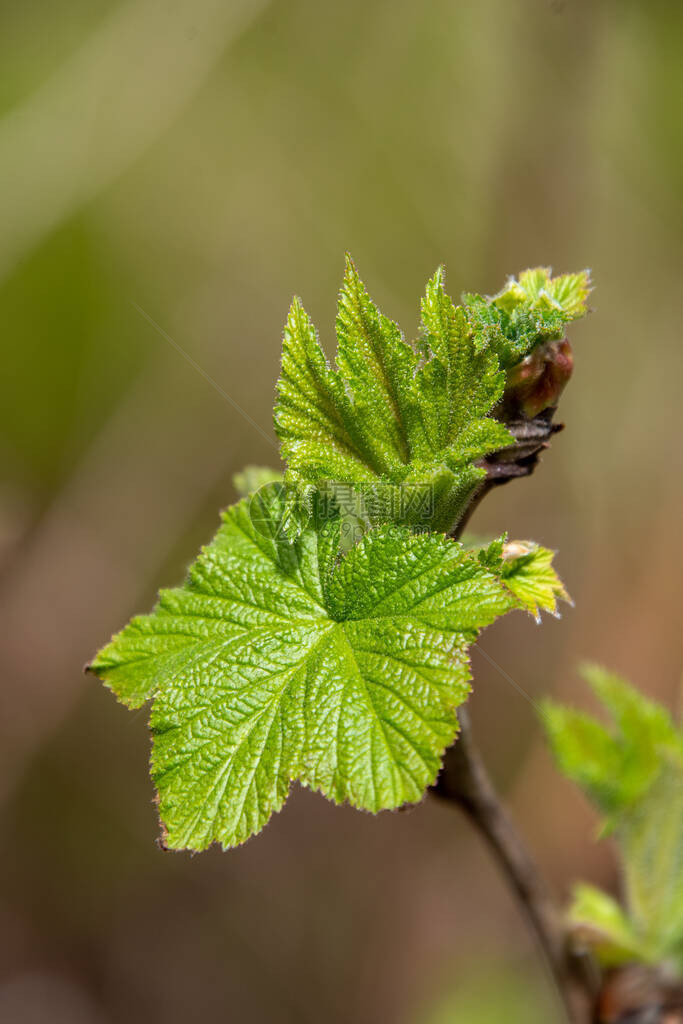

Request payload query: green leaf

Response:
[542,666,683,973]
[462,266,591,369]
[620,756,683,964]
[568,883,651,967]
[499,541,570,620]
[543,667,682,819]
[233,465,283,498]
[274,258,513,537]
[582,663,681,780]
[541,701,624,815]
[89,484,560,852]
[494,267,592,317]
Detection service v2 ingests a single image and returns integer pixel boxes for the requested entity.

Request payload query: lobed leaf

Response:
[90,484,564,851]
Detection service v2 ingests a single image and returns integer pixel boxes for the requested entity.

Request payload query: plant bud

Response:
[597,965,683,1023]
[500,337,574,420]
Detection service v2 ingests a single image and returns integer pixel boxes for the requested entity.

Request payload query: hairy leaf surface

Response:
[275,259,513,537]
[463,265,591,369]
[90,485,564,851]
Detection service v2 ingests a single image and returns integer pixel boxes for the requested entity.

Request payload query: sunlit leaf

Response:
[90,484,561,851]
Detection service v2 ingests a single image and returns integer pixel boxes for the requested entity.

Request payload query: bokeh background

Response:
[1,1,682,1021]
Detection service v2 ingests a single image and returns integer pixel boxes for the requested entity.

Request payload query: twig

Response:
[436,399,597,1021]
[432,710,594,1023]
[451,409,563,542]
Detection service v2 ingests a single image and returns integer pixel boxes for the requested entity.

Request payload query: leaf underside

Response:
[90,485,564,851]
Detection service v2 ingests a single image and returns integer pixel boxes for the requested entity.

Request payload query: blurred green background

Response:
[1,1,682,1021]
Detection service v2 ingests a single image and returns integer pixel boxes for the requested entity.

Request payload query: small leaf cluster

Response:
[463,266,591,369]
[543,666,683,974]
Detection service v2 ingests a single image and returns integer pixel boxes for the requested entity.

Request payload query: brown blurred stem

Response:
[433,711,593,1023]
[435,402,596,1022]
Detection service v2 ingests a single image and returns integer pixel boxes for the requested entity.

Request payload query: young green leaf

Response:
[567,883,651,967]
[89,484,565,852]
[542,666,683,972]
[233,465,283,498]
[543,666,682,819]
[500,541,570,619]
[275,258,513,537]
[494,267,592,317]
[462,266,591,370]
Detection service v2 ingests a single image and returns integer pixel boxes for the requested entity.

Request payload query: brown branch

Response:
[452,408,563,541]
[432,711,595,1023]
[436,391,598,1021]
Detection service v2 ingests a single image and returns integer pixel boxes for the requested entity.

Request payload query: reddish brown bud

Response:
[501,337,574,420]
[597,965,683,1023]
